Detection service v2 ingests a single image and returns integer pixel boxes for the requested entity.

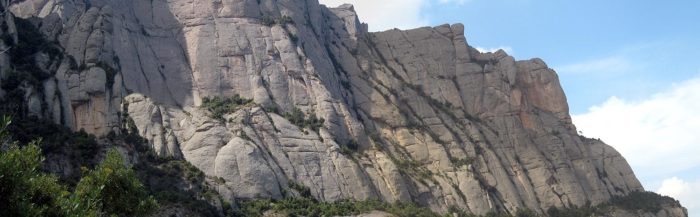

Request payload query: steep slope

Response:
[1,0,686,216]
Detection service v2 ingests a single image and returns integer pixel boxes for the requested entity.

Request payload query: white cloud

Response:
[319,0,470,31]
[319,0,429,31]
[658,177,700,216]
[438,0,469,4]
[555,56,633,76]
[573,75,700,215]
[475,46,514,54]
[658,177,690,198]
[572,76,700,177]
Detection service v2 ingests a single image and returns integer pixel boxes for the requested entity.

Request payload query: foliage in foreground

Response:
[133,155,223,216]
[0,141,67,217]
[68,149,157,216]
[114,116,225,216]
[234,190,680,217]
[236,197,542,217]
[0,116,156,217]
[235,198,441,217]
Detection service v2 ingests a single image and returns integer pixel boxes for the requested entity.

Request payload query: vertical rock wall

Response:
[2,0,684,216]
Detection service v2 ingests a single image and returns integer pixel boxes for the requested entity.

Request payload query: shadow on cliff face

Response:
[3,1,686,216]
[5,0,369,138]
[4,0,196,135]
[107,0,194,107]
[323,17,651,214]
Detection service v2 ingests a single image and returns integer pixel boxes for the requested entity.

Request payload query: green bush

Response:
[443,207,537,217]
[260,15,294,26]
[134,157,220,216]
[3,115,100,167]
[288,181,313,199]
[338,139,359,155]
[483,212,517,217]
[0,116,157,217]
[394,158,421,172]
[447,206,478,217]
[339,145,353,156]
[234,192,545,217]
[117,123,224,217]
[546,206,596,217]
[234,198,440,217]
[278,15,294,25]
[283,107,304,127]
[282,107,325,132]
[288,32,298,44]
[514,208,538,217]
[1,68,41,89]
[0,142,67,217]
[72,129,100,160]
[451,157,475,168]
[10,18,62,78]
[261,16,275,26]
[610,191,681,213]
[341,80,352,89]
[68,149,157,217]
[263,104,280,113]
[201,95,254,121]
[235,199,273,217]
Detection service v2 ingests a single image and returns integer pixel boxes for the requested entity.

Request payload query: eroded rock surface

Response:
[3,0,686,216]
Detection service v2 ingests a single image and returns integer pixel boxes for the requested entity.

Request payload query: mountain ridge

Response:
[0,0,687,216]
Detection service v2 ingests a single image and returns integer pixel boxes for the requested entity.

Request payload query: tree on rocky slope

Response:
[0,140,67,217]
[0,116,157,217]
[66,149,157,217]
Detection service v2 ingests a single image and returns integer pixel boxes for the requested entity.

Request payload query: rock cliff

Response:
[0,0,687,216]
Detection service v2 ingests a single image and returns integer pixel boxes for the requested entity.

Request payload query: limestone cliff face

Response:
[2,0,686,216]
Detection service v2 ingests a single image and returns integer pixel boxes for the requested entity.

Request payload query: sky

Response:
[319,0,700,215]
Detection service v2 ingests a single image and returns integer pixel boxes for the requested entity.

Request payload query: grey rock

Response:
[3,0,686,216]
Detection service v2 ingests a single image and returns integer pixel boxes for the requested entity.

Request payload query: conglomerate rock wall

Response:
[0,0,686,216]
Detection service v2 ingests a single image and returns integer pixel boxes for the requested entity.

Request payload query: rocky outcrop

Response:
[2,0,686,216]
[602,205,688,217]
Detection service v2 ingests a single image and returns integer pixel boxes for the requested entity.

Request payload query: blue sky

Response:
[426,0,700,113]
[321,0,700,215]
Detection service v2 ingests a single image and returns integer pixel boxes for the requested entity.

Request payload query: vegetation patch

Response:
[368,132,385,149]
[544,191,683,217]
[234,198,440,217]
[451,157,475,168]
[609,191,681,213]
[113,117,226,216]
[0,114,101,184]
[0,110,224,217]
[0,117,157,217]
[394,158,421,172]
[339,139,359,155]
[251,170,680,217]
[287,181,313,198]
[282,107,325,133]
[288,32,299,44]
[543,203,610,217]
[235,179,439,217]
[68,149,158,216]
[201,95,254,121]
[10,18,63,74]
[448,206,538,217]
[261,15,294,26]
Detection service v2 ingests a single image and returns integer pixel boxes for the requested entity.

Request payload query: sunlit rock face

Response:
[3,0,685,216]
